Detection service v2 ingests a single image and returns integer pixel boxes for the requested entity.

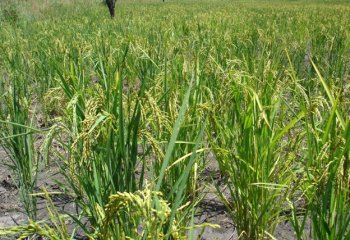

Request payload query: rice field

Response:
[1,0,350,239]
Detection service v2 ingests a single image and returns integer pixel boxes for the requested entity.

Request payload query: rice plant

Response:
[0,43,40,221]
[1,0,350,239]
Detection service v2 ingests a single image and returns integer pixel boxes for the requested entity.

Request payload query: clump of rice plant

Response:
[209,69,304,239]
[289,62,350,240]
[0,50,39,221]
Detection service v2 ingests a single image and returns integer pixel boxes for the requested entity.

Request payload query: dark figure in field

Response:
[106,0,115,18]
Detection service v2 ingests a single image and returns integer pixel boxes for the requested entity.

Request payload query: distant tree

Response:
[105,0,115,18]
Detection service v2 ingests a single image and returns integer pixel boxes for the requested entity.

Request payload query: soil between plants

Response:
[0,146,308,240]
